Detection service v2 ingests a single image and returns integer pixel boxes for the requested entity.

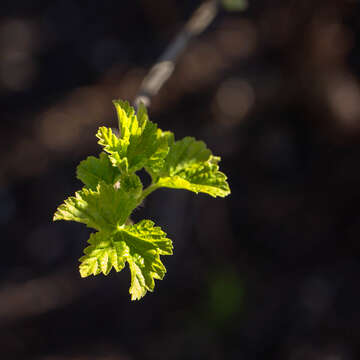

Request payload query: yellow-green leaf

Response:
[79,220,173,300]
[53,182,139,231]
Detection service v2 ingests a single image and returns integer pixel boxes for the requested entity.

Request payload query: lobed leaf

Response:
[96,126,129,171]
[79,220,173,300]
[97,100,170,174]
[53,98,231,300]
[76,152,120,190]
[53,182,139,232]
[147,136,230,197]
[158,156,230,197]
[79,231,127,277]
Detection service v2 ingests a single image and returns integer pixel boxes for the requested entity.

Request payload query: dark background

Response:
[1,0,360,359]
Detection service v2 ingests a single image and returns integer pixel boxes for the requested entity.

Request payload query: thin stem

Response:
[137,182,160,205]
[133,0,219,110]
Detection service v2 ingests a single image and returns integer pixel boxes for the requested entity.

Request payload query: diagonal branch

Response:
[133,0,220,110]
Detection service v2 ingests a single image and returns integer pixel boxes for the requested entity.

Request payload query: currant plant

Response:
[54,100,230,300]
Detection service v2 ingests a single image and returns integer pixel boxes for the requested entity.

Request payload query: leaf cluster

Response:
[54,100,230,300]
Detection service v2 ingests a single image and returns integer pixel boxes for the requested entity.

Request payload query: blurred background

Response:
[1,0,360,359]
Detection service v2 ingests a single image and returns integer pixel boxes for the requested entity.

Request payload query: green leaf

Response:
[77,152,120,190]
[118,172,143,198]
[149,137,230,197]
[53,182,139,232]
[163,136,211,174]
[79,231,127,277]
[96,126,129,172]
[145,130,174,179]
[96,100,169,174]
[158,156,230,197]
[53,98,231,300]
[79,220,173,300]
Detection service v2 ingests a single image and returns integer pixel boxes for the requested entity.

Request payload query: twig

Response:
[133,0,220,110]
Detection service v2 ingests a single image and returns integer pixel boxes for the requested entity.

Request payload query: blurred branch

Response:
[0,267,98,326]
[133,0,220,109]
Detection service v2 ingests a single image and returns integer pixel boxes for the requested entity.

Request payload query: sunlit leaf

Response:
[79,220,173,300]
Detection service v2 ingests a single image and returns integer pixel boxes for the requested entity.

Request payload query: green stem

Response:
[137,183,160,205]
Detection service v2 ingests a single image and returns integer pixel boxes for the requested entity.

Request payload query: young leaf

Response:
[53,182,139,232]
[53,98,231,300]
[96,100,169,174]
[118,172,143,198]
[78,231,127,277]
[96,126,129,171]
[148,136,230,197]
[145,129,172,177]
[77,152,120,190]
[158,156,230,197]
[145,130,174,179]
[79,220,173,300]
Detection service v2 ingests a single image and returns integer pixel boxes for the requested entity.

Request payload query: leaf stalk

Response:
[137,183,160,205]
